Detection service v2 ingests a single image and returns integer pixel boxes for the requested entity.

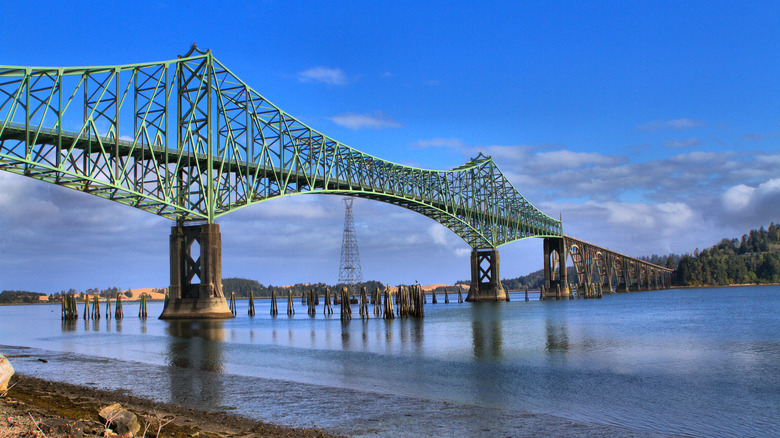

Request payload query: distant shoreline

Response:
[2,282,777,306]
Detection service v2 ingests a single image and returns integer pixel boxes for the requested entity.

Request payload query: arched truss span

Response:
[0,46,561,249]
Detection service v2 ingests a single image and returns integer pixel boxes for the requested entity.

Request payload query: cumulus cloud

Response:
[329,112,401,130]
[663,138,701,148]
[549,200,703,258]
[297,66,347,86]
[637,118,705,131]
[411,137,466,150]
[719,179,780,229]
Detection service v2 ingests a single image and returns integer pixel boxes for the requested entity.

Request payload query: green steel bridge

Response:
[0,46,670,317]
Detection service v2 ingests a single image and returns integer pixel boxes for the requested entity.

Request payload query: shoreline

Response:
[2,282,777,307]
[1,373,342,437]
[0,374,339,438]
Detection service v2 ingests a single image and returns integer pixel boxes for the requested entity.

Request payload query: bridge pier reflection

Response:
[166,320,225,408]
[160,223,233,319]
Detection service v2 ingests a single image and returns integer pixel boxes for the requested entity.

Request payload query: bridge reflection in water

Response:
[166,320,226,408]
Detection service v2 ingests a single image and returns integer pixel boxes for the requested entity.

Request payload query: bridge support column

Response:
[466,249,507,302]
[160,223,234,319]
[543,237,570,298]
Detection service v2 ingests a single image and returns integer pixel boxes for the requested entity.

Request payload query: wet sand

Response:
[1,374,341,437]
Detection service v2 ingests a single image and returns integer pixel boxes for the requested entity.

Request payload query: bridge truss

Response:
[0,45,561,250]
[544,236,674,297]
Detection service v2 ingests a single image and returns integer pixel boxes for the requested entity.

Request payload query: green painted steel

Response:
[0,46,562,249]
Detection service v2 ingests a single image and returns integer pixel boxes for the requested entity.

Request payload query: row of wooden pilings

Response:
[245,286,467,321]
[429,287,464,304]
[60,292,133,320]
[537,283,604,301]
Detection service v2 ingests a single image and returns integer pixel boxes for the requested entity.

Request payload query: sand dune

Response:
[122,288,166,301]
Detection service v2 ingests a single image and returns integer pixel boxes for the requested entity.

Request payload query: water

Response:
[1,287,778,437]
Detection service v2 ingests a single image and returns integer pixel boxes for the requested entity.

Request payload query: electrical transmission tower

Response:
[338,197,363,286]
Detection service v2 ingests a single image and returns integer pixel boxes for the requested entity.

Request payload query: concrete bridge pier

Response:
[543,237,570,299]
[160,222,234,319]
[466,248,507,301]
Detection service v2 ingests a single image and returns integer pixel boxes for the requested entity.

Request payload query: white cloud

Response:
[663,138,701,148]
[637,118,705,131]
[411,137,465,149]
[429,223,449,246]
[329,112,401,130]
[533,150,623,170]
[719,178,780,228]
[722,184,754,211]
[297,66,347,86]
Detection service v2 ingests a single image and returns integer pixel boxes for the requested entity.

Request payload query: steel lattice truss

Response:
[0,46,562,249]
[562,236,673,290]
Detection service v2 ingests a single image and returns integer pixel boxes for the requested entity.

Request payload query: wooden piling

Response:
[83,295,89,320]
[340,286,352,321]
[115,292,123,319]
[92,295,100,319]
[323,287,333,315]
[287,290,295,316]
[270,289,278,316]
[414,284,424,318]
[525,286,529,302]
[139,294,148,318]
[540,286,545,301]
[444,288,449,304]
[105,296,111,319]
[373,287,382,317]
[383,288,395,319]
[248,290,256,316]
[458,288,463,303]
[359,286,368,319]
[62,294,79,321]
[308,289,317,316]
[556,284,561,300]
[431,288,437,304]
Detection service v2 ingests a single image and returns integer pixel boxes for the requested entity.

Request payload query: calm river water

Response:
[1,286,778,437]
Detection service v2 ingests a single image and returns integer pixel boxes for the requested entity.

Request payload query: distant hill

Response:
[0,290,47,304]
[674,222,780,286]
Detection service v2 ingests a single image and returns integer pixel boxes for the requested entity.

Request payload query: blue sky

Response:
[1,1,779,292]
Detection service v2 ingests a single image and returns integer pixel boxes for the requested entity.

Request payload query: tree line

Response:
[673,223,780,286]
[221,278,387,298]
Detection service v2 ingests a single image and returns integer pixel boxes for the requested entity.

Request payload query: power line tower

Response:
[338,197,363,286]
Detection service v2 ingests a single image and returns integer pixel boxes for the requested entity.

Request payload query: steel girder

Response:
[0,46,562,249]
[562,236,673,291]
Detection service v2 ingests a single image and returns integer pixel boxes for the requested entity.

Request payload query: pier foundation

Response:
[160,222,233,319]
[543,237,570,298]
[466,248,507,301]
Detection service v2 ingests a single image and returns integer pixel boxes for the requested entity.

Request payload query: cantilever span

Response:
[0,45,561,250]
